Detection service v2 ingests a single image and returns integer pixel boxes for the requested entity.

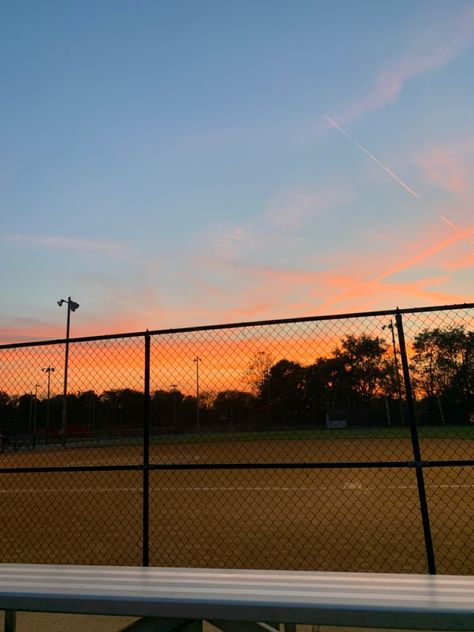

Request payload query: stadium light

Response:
[58,297,80,445]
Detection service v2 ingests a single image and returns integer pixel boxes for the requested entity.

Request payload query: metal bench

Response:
[1,565,474,632]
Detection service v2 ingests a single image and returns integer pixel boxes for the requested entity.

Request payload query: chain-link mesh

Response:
[424,466,474,574]
[149,314,415,466]
[149,467,426,573]
[400,306,474,460]
[0,303,472,573]
[0,337,145,467]
[0,471,143,565]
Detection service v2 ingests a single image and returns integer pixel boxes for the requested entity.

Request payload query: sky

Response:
[1,0,473,343]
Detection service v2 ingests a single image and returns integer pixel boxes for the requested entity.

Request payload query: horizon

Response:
[1,1,473,344]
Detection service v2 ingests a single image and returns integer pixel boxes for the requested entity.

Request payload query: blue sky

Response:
[1,0,473,342]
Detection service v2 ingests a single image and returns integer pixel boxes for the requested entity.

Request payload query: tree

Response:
[267,359,306,421]
[212,390,256,428]
[99,389,144,432]
[244,351,273,402]
[334,334,391,403]
[412,327,473,400]
[305,356,348,420]
[411,327,473,425]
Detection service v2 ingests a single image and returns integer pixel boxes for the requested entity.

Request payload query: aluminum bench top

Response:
[0,565,473,630]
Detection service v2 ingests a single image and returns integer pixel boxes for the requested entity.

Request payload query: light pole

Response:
[33,383,40,449]
[382,320,404,423]
[41,367,54,445]
[57,297,79,445]
[171,384,178,426]
[193,357,201,432]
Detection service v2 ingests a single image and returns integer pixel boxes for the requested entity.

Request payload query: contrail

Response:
[439,214,474,245]
[324,115,474,248]
[324,115,421,199]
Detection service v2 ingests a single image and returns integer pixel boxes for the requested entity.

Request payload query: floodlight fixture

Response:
[58,298,79,311]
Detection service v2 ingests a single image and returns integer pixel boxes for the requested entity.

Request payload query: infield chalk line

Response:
[1,483,474,494]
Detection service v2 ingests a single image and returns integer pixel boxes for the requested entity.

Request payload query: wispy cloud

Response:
[332,4,474,125]
[414,136,474,195]
[207,181,353,264]
[2,233,135,259]
[263,185,352,230]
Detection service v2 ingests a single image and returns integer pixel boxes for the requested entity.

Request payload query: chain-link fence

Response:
[0,303,472,573]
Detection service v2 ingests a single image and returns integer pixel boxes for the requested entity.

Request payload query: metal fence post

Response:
[395,310,436,574]
[143,331,151,567]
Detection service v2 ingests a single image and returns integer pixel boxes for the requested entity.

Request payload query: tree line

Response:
[0,326,472,441]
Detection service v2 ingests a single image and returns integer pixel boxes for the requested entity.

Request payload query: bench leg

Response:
[121,618,201,632]
[4,611,16,632]
[209,621,278,632]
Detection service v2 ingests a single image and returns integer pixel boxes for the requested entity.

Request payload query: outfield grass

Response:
[151,423,474,445]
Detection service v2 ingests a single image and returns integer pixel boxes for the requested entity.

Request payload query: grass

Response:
[152,423,474,445]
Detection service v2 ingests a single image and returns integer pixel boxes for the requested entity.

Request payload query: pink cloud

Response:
[374,225,474,282]
[3,206,472,344]
[0,320,62,344]
[441,250,474,273]
[314,224,473,312]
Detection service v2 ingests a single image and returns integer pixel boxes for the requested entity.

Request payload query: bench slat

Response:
[0,565,473,630]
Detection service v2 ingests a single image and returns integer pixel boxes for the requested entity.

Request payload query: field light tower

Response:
[58,297,79,445]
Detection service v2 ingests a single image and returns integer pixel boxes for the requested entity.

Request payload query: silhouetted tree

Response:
[244,351,273,402]
[412,327,473,400]
[212,390,256,428]
[267,359,306,422]
[305,356,348,421]
[334,334,390,403]
[99,388,144,433]
[411,326,473,424]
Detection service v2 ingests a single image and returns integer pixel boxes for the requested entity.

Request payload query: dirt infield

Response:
[0,436,473,574]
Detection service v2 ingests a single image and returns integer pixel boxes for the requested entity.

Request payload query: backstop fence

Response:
[0,302,473,574]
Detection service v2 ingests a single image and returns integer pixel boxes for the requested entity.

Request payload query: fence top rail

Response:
[0,565,473,630]
[0,301,473,350]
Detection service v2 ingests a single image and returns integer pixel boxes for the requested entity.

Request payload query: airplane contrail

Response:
[324,115,421,199]
[324,115,474,249]
[439,214,474,245]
